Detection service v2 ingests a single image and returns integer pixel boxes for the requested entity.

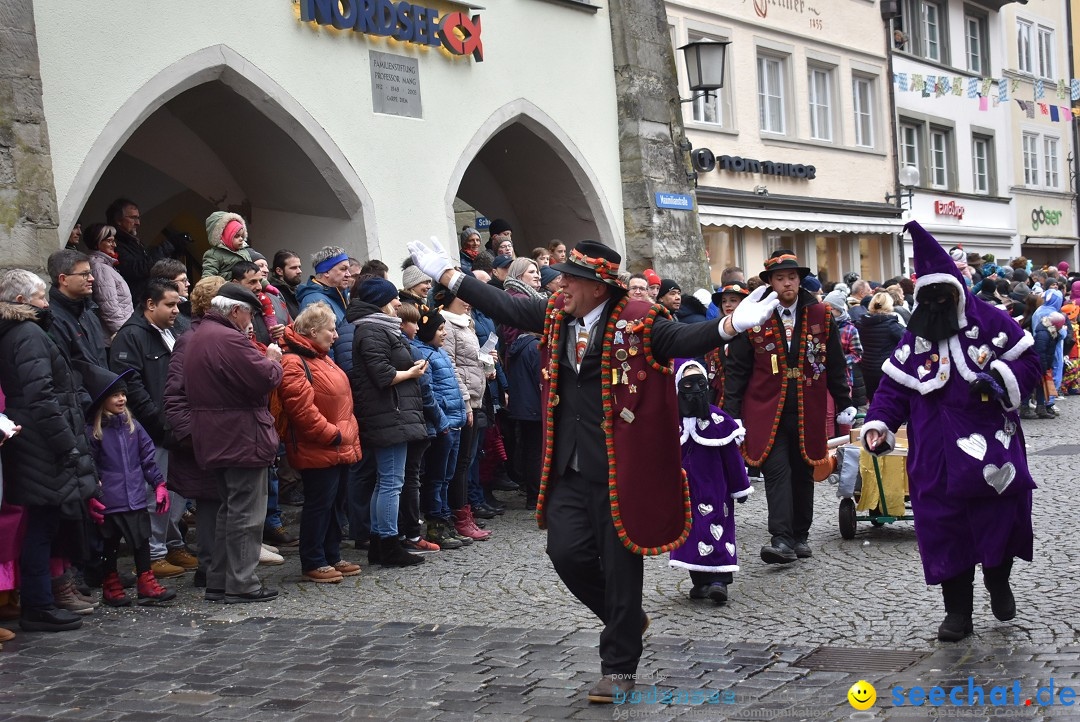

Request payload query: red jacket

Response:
[278,327,361,470]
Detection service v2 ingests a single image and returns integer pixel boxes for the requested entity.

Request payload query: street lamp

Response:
[886,165,920,208]
[678,40,729,103]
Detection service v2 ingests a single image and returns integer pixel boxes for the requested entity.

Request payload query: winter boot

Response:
[983,559,1016,621]
[137,571,177,605]
[1035,402,1052,419]
[443,517,473,546]
[427,519,462,549]
[52,576,95,615]
[454,507,492,541]
[367,534,382,564]
[1019,404,1037,420]
[938,568,975,641]
[101,572,131,608]
[379,536,424,567]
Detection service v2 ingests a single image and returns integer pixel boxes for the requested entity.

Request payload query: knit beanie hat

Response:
[824,290,848,314]
[801,275,822,293]
[355,277,398,308]
[488,218,512,237]
[1071,280,1080,303]
[1013,268,1028,284]
[222,220,246,252]
[401,264,431,290]
[247,249,266,263]
[539,265,561,288]
[643,269,661,287]
[417,308,446,343]
[658,279,681,298]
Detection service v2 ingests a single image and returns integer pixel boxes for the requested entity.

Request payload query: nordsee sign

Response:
[300,0,484,61]
[655,193,694,210]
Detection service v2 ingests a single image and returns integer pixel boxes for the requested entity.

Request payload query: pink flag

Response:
[978,97,989,111]
[1061,107,1072,122]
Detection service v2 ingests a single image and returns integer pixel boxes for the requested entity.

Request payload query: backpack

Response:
[268,351,312,447]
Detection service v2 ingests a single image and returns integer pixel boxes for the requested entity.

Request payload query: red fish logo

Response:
[440,12,483,61]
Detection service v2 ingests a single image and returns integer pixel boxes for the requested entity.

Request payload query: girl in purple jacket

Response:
[83,366,175,607]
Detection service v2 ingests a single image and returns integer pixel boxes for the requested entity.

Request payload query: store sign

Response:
[691,148,816,179]
[300,0,484,61]
[370,51,421,118]
[934,200,964,220]
[1031,206,1062,231]
[655,192,694,210]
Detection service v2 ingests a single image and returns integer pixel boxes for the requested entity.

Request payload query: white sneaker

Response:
[262,543,279,554]
[259,545,285,565]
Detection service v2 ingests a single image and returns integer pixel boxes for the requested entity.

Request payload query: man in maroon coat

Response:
[410,237,779,703]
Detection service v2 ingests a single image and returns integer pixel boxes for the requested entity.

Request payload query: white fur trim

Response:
[999,331,1034,361]
[912,273,968,328]
[731,486,754,499]
[680,417,745,447]
[675,359,707,386]
[208,212,247,249]
[947,335,980,383]
[860,420,895,456]
[668,560,740,572]
[989,359,1022,411]
[880,340,951,394]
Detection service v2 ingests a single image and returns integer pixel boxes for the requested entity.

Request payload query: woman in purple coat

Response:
[862,222,1041,642]
[670,361,753,604]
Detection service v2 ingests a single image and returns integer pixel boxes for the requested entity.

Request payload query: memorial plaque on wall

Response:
[370,51,422,119]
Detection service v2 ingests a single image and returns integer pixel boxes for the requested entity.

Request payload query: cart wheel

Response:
[839,498,857,540]
[870,508,885,527]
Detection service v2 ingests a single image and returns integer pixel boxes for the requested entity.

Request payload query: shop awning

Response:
[698,205,905,235]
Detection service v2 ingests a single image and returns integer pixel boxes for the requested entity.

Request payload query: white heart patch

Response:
[711,412,723,424]
[709,523,723,541]
[917,366,930,378]
[725,542,736,556]
[992,332,1008,348]
[983,462,1015,494]
[956,433,987,460]
[965,326,980,339]
[967,344,992,368]
[914,336,932,354]
[995,430,1012,449]
[697,418,709,430]
[697,503,713,516]
[698,542,714,556]
[894,345,911,364]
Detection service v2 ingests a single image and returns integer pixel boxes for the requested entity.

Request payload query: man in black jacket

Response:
[270,250,303,320]
[106,197,172,296]
[46,250,109,369]
[410,237,779,703]
[110,278,196,579]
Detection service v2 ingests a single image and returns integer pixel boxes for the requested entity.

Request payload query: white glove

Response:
[731,285,780,333]
[836,406,857,426]
[407,236,455,284]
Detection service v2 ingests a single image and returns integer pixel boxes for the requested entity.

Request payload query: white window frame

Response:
[929,128,949,190]
[900,122,920,172]
[920,0,943,62]
[1022,132,1039,186]
[852,76,875,148]
[964,13,986,75]
[757,54,787,135]
[1017,20,1033,74]
[807,65,833,141]
[971,136,990,195]
[1043,136,1059,188]
[1037,26,1054,80]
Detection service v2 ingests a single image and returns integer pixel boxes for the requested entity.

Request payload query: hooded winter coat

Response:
[345,299,428,448]
[278,326,362,470]
[857,312,905,401]
[0,302,97,514]
[200,211,252,280]
[162,317,217,500]
[441,308,486,410]
[88,249,134,336]
[182,311,282,468]
[408,338,450,436]
[48,286,109,369]
[86,414,164,514]
[675,295,708,324]
[296,278,355,371]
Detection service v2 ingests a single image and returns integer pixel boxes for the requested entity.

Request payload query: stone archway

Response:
[62,45,378,268]
[446,100,620,255]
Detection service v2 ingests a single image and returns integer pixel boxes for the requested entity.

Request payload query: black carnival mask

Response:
[677,374,711,420]
[907,283,961,342]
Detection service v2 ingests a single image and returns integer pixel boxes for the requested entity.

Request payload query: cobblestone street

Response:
[2,399,1079,721]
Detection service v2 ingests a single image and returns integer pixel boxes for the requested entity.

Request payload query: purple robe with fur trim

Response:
[670,403,753,574]
[863,223,1041,585]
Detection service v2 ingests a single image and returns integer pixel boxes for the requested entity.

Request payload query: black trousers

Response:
[759,411,815,547]
[518,420,543,505]
[545,471,644,676]
[399,437,431,538]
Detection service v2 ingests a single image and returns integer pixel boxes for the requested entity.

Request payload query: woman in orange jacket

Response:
[277,302,363,583]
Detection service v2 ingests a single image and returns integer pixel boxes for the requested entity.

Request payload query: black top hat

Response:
[759,250,811,282]
[712,281,750,308]
[549,240,626,291]
[78,362,135,415]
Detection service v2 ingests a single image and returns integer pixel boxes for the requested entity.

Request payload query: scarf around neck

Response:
[503,277,544,301]
[355,312,401,332]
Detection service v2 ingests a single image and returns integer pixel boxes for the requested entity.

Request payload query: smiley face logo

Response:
[848,680,876,710]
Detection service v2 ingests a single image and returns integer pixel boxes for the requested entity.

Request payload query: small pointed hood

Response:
[906,220,969,329]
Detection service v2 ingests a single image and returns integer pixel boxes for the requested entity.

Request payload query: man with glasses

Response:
[626,274,650,301]
[106,197,173,296]
[46,250,108,369]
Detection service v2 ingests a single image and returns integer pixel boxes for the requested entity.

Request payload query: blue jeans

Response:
[423,429,460,519]
[264,455,282,531]
[370,443,408,538]
[299,465,348,572]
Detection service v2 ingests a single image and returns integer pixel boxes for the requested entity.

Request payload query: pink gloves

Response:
[155,485,170,515]
[87,498,105,525]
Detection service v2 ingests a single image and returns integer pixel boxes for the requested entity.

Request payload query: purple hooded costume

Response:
[669,361,753,574]
[862,222,1040,585]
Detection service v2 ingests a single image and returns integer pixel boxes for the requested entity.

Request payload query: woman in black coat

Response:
[857,291,906,403]
[345,278,428,567]
[0,270,98,632]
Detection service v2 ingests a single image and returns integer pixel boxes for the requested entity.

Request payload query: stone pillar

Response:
[608,0,707,289]
[0,1,60,274]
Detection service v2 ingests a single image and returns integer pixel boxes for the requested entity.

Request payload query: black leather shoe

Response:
[204,588,225,603]
[491,476,519,492]
[793,542,813,559]
[19,605,83,632]
[937,612,973,641]
[707,582,728,604]
[688,584,710,600]
[224,587,279,604]
[760,542,798,564]
[472,504,497,520]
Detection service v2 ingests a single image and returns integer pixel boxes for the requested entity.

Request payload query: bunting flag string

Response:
[889,72,1080,122]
